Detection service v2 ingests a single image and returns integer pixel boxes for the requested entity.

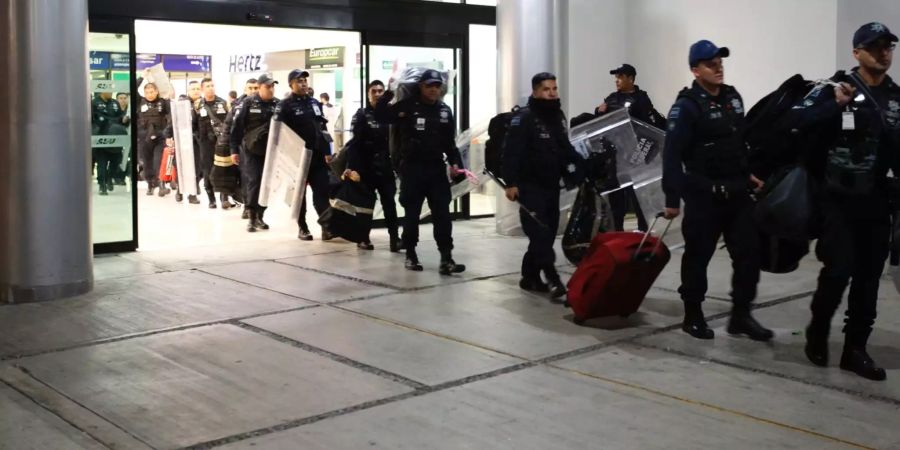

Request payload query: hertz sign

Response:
[306,47,344,69]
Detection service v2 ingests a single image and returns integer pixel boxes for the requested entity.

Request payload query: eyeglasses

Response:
[860,43,896,53]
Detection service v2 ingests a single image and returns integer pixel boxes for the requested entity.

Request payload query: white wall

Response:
[836,0,900,79]
[622,0,837,115]
[565,0,626,119]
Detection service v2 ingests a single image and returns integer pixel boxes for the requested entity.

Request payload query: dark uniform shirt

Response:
[92,95,125,136]
[375,96,462,171]
[194,96,230,144]
[503,97,579,190]
[348,105,392,179]
[230,94,278,156]
[596,86,666,127]
[136,97,172,141]
[275,93,331,166]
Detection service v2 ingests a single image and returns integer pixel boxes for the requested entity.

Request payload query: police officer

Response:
[346,80,402,252]
[231,74,279,232]
[275,69,334,240]
[662,40,772,341]
[135,83,172,197]
[597,64,667,232]
[91,90,127,196]
[504,72,582,299]
[789,23,900,381]
[194,77,233,209]
[225,78,259,220]
[376,69,465,274]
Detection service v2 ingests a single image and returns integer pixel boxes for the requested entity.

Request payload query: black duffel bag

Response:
[318,179,377,243]
[754,165,815,241]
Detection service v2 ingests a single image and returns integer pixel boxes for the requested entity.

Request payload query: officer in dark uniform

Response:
[194,77,232,209]
[504,72,582,299]
[230,74,279,232]
[662,40,773,341]
[375,69,466,274]
[226,78,259,220]
[346,79,402,252]
[91,90,127,196]
[275,69,333,241]
[135,82,172,197]
[787,23,900,381]
[596,64,667,232]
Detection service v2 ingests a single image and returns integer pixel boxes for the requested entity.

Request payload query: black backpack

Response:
[484,106,520,182]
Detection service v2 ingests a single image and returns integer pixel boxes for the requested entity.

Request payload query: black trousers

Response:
[298,163,332,229]
[678,191,760,307]
[196,138,215,197]
[138,138,165,186]
[94,148,122,191]
[810,197,889,347]
[244,151,266,211]
[399,163,453,253]
[367,173,399,240]
[609,186,649,232]
[518,183,561,280]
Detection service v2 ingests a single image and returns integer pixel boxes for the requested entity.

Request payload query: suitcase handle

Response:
[633,212,673,261]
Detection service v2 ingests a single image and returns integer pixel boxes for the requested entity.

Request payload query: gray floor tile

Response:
[244,307,523,385]
[16,324,410,450]
[120,239,348,271]
[93,254,164,281]
[0,383,107,450]
[220,366,847,450]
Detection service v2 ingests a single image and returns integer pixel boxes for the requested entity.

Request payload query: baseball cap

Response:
[257,74,278,85]
[689,40,730,67]
[853,22,899,48]
[419,69,444,86]
[609,64,636,77]
[288,69,310,82]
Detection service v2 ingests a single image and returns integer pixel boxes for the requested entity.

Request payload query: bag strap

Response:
[848,71,891,130]
[203,101,227,132]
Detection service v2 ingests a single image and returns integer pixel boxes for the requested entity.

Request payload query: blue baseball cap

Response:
[689,40,730,67]
[853,22,898,48]
[419,69,444,86]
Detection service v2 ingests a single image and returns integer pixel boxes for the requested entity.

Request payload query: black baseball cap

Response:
[420,69,444,86]
[288,69,310,82]
[609,64,636,77]
[689,40,730,67]
[853,22,898,48]
[257,74,278,85]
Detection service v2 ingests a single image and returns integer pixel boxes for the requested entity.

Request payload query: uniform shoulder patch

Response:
[510,116,522,126]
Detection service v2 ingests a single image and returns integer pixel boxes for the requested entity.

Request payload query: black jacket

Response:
[374,94,461,171]
[135,97,171,142]
[348,105,393,181]
[503,97,581,190]
[596,86,666,127]
[230,94,278,156]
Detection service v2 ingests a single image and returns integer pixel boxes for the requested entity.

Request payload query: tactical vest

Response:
[242,97,277,156]
[679,85,748,179]
[138,98,167,139]
[196,97,229,143]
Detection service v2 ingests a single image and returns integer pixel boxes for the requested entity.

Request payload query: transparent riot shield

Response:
[170,99,198,196]
[148,63,175,100]
[419,123,491,219]
[569,108,639,194]
[259,120,312,222]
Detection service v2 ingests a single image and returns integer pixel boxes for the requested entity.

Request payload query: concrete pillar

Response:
[495,0,568,235]
[0,0,93,303]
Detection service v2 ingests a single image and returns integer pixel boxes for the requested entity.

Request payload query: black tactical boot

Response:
[358,241,375,250]
[255,210,270,230]
[297,226,313,241]
[804,322,830,367]
[175,193,184,203]
[188,195,200,204]
[438,251,465,275]
[519,277,550,293]
[682,302,714,340]
[727,307,774,341]
[247,210,258,233]
[241,207,250,219]
[389,232,403,253]
[405,249,423,271]
[545,269,567,300]
[840,345,887,381]
[221,193,235,210]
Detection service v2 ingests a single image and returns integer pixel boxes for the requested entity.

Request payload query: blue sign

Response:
[136,53,160,70]
[110,53,130,70]
[162,54,211,73]
[89,51,110,70]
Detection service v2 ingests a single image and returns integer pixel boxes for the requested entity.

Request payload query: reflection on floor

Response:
[91,178,133,244]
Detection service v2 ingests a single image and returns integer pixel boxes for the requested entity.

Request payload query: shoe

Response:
[241,208,250,220]
[547,279,567,299]
[727,310,774,341]
[188,195,200,205]
[146,187,155,196]
[297,229,313,241]
[175,193,184,203]
[804,323,829,367]
[405,251,423,271]
[322,230,334,241]
[358,241,375,250]
[438,259,466,275]
[158,187,170,197]
[840,346,887,381]
[99,189,108,196]
[247,210,257,233]
[107,183,114,192]
[519,277,550,293]
[255,212,270,230]
[389,235,403,253]
[682,304,714,340]
[221,194,234,210]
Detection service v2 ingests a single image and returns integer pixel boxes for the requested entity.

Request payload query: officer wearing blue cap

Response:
[275,68,335,240]
[375,68,466,275]
[662,40,773,342]
[786,22,900,381]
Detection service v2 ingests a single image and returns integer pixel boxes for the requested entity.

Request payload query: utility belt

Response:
[685,172,749,201]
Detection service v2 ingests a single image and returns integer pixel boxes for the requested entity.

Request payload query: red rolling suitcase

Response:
[567,215,672,324]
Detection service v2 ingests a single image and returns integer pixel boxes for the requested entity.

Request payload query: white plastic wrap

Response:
[258,120,312,222]
[170,99,198,196]
[147,63,175,100]
[388,66,456,102]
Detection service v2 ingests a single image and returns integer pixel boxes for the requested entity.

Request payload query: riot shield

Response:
[259,120,312,222]
[170,99,198,196]
[147,63,175,100]
[569,108,639,194]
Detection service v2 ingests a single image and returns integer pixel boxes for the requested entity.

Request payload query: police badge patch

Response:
[731,98,744,115]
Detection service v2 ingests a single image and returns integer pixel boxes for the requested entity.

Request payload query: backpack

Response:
[484,106,520,182]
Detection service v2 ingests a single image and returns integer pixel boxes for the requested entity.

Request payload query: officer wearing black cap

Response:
[375,69,465,274]
[504,72,583,299]
[596,63,666,233]
[662,40,772,342]
[276,68,334,241]
[231,73,279,232]
[787,23,900,381]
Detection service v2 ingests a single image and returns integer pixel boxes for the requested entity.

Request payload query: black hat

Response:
[609,64,636,77]
[689,40,730,67]
[419,69,444,86]
[288,69,310,82]
[257,74,278,86]
[853,22,899,48]
[531,72,557,89]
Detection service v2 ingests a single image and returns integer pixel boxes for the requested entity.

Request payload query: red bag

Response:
[567,216,672,324]
[159,146,177,182]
